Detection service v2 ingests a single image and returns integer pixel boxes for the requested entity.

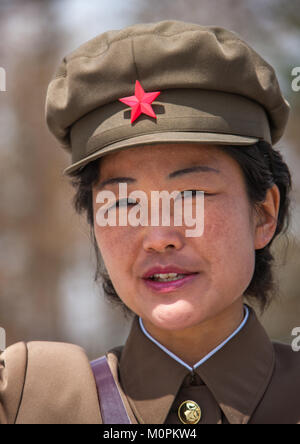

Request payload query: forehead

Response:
[98,143,233,175]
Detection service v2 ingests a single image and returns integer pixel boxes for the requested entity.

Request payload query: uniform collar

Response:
[118,305,275,424]
[138,305,249,371]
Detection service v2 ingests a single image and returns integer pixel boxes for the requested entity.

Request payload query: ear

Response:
[254,184,280,250]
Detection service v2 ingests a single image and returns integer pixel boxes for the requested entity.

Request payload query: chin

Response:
[150,302,207,332]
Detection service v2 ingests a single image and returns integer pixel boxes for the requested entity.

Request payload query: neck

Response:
[141,299,245,367]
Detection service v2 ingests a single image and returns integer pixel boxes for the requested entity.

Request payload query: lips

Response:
[143,265,197,279]
[148,273,187,283]
[143,265,199,293]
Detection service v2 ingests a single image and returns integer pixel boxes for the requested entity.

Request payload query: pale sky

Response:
[55,0,139,51]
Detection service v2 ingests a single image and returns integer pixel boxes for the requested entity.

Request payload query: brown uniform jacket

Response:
[1,306,300,424]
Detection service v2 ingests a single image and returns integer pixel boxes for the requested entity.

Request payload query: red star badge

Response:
[118,80,161,124]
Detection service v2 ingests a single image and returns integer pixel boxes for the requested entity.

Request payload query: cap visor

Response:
[63,131,258,176]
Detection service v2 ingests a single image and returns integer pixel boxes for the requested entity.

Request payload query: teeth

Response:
[150,273,186,282]
[154,273,178,278]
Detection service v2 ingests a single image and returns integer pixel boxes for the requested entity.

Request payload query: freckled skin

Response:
[92,143,280,365]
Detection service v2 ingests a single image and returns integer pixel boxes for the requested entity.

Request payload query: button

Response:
[178,400,201,424]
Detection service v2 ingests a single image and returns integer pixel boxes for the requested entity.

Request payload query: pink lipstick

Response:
[142,265,199,293]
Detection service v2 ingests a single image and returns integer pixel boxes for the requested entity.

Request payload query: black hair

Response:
[67,140,292,315]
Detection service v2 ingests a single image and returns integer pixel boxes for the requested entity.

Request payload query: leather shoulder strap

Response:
[90,355,131,424]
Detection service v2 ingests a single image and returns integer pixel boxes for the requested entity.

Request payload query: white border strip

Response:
[139,305,249,372]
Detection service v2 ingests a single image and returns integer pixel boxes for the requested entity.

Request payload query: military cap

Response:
[45,20,290,176]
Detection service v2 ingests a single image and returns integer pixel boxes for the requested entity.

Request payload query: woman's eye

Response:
[179,190,209,198]
[101,198,137,215]
[114,198,137,208]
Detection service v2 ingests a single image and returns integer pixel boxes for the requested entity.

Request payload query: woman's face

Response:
[92,143,259,331]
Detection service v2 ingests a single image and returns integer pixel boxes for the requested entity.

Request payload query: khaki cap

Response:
[45,20,290,176]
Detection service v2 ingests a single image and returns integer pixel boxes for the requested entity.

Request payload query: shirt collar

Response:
[118,304,275,424]
[138,305,249,371]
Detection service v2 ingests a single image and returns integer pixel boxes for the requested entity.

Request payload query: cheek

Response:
[93,198,131,266]
[203,196,255,288]
[205,198,252,243]
[94,225,136,278]
[94,226,138,310]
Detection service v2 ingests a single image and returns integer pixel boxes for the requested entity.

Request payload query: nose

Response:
[142,227,184,253]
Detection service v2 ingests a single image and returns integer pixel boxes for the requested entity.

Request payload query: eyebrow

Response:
[95,176,136,190]
[168,165,220,179]
[96,165,220,190]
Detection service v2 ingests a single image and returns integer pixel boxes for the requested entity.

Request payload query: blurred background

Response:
[0,0,299,359]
